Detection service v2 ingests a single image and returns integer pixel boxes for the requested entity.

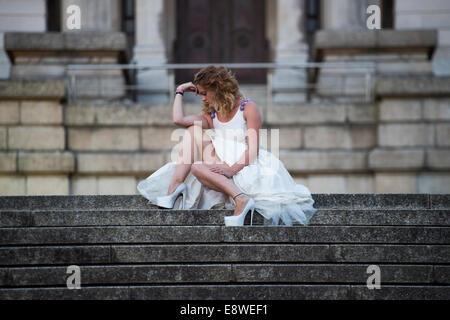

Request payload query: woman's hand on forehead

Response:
[195,86,207,96]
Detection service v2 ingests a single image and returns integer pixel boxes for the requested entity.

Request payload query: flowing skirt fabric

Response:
[137,135,317,226]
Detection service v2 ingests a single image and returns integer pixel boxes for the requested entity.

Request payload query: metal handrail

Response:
[66,62,376,104]
[67,62,376,70]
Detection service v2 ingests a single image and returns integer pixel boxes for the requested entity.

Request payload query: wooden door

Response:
[175,0,267,84]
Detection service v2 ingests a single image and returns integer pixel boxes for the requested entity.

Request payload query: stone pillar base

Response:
[4,32,128,102]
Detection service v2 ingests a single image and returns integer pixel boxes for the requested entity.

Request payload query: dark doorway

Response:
[175,0,267,84]
[381,0,394,29]
[47,0,61,31]
[121,0,135,59]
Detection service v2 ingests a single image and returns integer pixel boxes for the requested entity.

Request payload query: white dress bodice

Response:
[212,102,248,146]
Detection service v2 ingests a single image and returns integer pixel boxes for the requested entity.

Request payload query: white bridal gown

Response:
[137,99,317,226]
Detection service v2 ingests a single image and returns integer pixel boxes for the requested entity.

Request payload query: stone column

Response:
[61,0,121,32]
[133,0,170,103]
[393,0,450,76]
[0,0,46,79]
[272,0,309,103]
[321,0,381,30]
[55,1,126,102]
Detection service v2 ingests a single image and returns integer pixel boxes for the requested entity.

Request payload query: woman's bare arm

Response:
[172,82,211,129]
[229,101,262,174]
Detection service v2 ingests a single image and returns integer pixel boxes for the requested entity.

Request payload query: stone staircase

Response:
[0,194,449,300]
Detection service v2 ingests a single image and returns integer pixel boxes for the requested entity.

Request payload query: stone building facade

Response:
[0,0,449,195]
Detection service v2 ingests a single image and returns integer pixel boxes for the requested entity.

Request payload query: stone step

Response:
[0,226,448,245]
[1,194,448,211]
[1,208,449,227]
[1,264,448,287]
[1,244,449,265]
[0,284,448,300]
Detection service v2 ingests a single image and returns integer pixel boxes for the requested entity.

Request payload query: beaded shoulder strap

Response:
[210,98,250,119]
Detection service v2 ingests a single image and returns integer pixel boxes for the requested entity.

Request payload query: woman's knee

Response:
[183,125,195,141]
[190,163,203,177]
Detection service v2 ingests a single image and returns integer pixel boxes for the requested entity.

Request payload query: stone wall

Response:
[1,78,449,195]
[0,80,71,195]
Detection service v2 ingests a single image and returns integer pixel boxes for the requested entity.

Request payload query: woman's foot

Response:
[157,183,187,209]
[233,194,251,216]
[167,180,184,195]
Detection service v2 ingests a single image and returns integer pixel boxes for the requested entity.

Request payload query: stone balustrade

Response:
[4,32,127,101]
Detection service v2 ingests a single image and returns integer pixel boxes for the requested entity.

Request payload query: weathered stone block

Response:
[347,174,374,193]
[330,244,449,263]
[315,30,437,50]
[72,176,98,195]
[112,244,331,263]
[0,152,17,172]
[346,104,377,123]
[10,65,66,80]
[26,175,69,195]
[277,127,302,149]
[64,104,97,125]
[375,173,417,193]
[77,152,167,173]
[315,30,376,49]
[5,32,64,51]
[379,99,422,121]
[68,128,140,151]
[436,124,450,147]
[141,127,179,150]
[5,32,127,51]
[8,126,65,150]
[376,76,450,97]
[0,80,65,100]
[0,175,25,195]
[304,126,376,149]
[369,149,425,169]
[0,245,111,265]
[65,103,177,126]
[20,101,62,124]
[98,176,138,195]
[378,124,434,147]
[0,128,6,150]
[279,150,367,172]
[427,149,450,169]
[376,61,432,75]
[18,152,74,173]
[417,173,450,194]
[0,101,20,124]
[423,99,450,120]
[266,104,347,124]
[307,175,347,193]
[95,103,156,125]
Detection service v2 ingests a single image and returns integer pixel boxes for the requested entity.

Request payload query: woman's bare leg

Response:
[167,125,198,195]
[167,124,213,194]
[190,134,250,216]
[191,163,250,216]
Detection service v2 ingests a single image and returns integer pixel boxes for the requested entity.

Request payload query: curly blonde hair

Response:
[193,66,244,116]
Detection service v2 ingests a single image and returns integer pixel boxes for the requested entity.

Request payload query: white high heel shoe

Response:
[224,193,255,226]
[156,183,187,209]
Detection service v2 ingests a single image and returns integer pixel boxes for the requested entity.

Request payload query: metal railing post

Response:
[168,70,175,103]
[267,69,273,111]
[365,71,371,103]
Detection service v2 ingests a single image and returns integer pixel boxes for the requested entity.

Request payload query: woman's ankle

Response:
[234,193,249,205]
[168,181,183,195]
